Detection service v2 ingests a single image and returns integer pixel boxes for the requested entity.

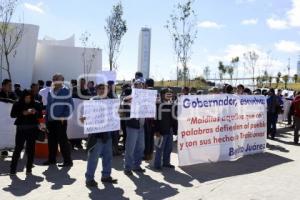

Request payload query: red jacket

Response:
[292,95,300,118]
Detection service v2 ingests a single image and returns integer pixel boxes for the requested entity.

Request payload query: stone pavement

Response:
[1,125,300,200]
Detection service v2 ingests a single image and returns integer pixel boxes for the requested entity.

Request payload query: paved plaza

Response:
[1,125,300,200]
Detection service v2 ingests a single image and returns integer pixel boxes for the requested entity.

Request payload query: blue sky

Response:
[14,0,300,80]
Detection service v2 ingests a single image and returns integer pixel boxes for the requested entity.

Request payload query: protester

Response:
[181,87,190,95]
[154,88,176,170]
[190,87,197,95]
[87,81,96,96]
[244,88,252,95]
[71,79,78,98]
[225,84,234,94]
[123,78,146,176]
[14,83,22,98]
[107,80,121,156]
[135,71,143,80]
[83,83,118,187]
[0,79,17,158]
[119,83,131,150]
[79,78,90,98]
[144,78,155,161]
[31,83,43,103]
[39,80,52,107]
[236,84,245,95]
[10,90,43,175]
[43,73,74,167]
[70,78,88,149]
[38,80,45,91]
[291,92,300,144]
[267,88,280,139]
[0,79,17,102]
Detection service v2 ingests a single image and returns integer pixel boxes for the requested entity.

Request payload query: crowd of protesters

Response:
[1,72,300,187]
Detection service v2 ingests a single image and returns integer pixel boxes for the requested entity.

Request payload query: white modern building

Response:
[137,27,151,79]
[0,23,102,88]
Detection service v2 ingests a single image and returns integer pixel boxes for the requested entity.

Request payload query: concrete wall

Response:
[0,23,39,88]
[39,35,75,47]
[33,43,102,83]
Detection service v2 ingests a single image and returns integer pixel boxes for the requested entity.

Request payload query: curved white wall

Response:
[33,44,102,83]
[1,23,39,88]
[39,35,75,47]
[0,23,102,88]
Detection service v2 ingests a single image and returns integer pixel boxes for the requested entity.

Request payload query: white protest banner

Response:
[130,89,157,118]
[67,98,86,139]
[84,99,120,134]
[177,94,267,166]
[96,70,116,84]
[0,102,16,149]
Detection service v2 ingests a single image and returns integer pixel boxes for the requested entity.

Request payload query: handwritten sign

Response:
[84,99,120,134]
[130,89,157,118]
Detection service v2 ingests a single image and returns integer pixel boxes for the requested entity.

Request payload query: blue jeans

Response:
[85,138,112,181]
[154,133,173,168]
[124,126,145,171]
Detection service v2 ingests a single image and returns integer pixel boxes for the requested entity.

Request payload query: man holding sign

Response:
[82,84,119,187]
[123,78,157,176]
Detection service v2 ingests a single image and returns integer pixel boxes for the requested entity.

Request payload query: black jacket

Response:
[154,102,177,135]
[0,90,17,103]
[122,103,143,129]
[10,100,42,126]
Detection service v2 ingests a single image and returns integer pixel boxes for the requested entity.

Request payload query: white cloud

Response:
[198,21,224,29]
[241,19,258,25]
[287,0,300,27]
[275,40,300,53]
[24,2,45,14]
[266,0,300,30]
[206,44,285,77]
[266,18,288,29]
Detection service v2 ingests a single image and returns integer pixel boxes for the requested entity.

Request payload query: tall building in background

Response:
[298,55,300,76]
[138,27,151,79]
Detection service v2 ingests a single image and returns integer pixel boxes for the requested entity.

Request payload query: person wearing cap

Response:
[154,88,177,170]
[83,83,118,187]
[135,71,143,80]
[123,78,147,176]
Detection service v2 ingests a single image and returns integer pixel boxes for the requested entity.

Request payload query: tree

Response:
[226,65,234,83]
[282,75,289,89]
[243,51,259,86]
[261,70,269,86]
[276,72,281,88]
[231,57,239,83]
[165,0,197,86]
[80,31,100,80]
[256,76,263,87]
[218,61,226,83]
[293,74,298,83]
[105,1,127,71]
[0,0,24,81]
[268,76,273,87]
[203,66,210,80]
